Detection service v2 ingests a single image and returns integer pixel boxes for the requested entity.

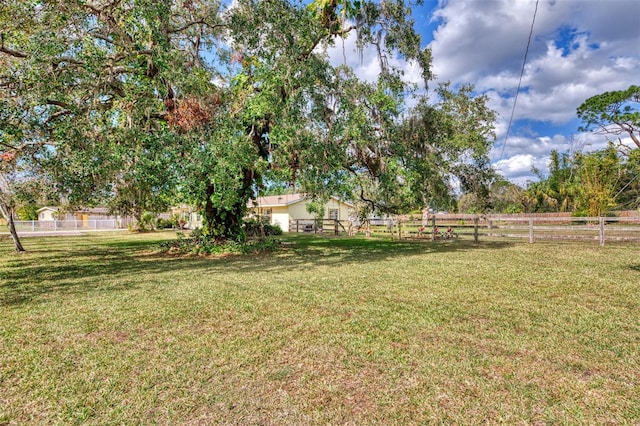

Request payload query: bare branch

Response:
[52,56,85,66]
[169,20,226,34]
[109,65,131,75]
[46,99,73,109]
[45,109,73,124]
[0,45,28,59]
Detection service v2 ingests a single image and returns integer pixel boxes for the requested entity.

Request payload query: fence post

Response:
[32,220,35,231]
[334,220,338,236]
[473,217,479,243]
[529,218,534,244]
[398,220,402,239]
[599,217,605,246]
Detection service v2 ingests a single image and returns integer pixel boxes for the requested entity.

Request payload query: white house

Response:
[37,207,59,221]
[248,193,354,231]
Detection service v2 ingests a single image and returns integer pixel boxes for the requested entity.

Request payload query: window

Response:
[329,209,339,220]
[261,208,272,223]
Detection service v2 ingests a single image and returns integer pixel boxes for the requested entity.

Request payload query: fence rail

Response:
[6,215,640,245]
[289,219,351,235]
[359,215,640,246]
[11,219,125,234]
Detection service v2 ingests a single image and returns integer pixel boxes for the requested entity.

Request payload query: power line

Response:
[500,0,539,160]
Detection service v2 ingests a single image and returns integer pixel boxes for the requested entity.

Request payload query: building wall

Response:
[39,209,57,221]
[270,206,290,231]
[287,202,316,220]
[323,198,352,220]
[288,199,353,220]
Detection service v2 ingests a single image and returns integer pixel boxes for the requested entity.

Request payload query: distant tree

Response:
[523,146,637,216]
[458,178,523,214]
[577,85,640,155]
[616,149,640,210]
[573,148,623,217]
[489,179,525,213]
[523,150,577,213]
[16,204,38,221]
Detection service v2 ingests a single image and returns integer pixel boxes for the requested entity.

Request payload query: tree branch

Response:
[46,99,73,109]
[0,45,28,58]
[45,109,73,124]
[169,20,226,33]
[297,25,357,62]
[52,56,85,66]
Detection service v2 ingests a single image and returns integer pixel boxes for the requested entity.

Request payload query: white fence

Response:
[359,215,640,246]
[12,219,125,233]
[480,216,640,245]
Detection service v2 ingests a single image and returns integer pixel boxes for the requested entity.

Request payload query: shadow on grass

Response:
[630,264,640,272]
[0,234,513,306]
[268,235,513,268]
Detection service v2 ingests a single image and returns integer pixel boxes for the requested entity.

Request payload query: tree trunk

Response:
[201,119,269,241]
[0,203,26,253]
[133,208,144,231]
[202,170,254,242]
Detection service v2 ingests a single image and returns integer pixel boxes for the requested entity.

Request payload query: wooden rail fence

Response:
[290,215,640,246]
[289,219,350,235]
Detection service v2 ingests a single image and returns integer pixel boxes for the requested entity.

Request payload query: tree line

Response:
[458,85,639,216]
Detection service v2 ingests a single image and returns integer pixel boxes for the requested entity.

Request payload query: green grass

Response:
[1,231,639,424]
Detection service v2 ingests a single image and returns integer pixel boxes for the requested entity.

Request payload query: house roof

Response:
[37,207,58,213]
[249,194,306,207]
[36,206,112,214]
[249,193,354,208]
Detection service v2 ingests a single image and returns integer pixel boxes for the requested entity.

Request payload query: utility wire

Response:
[500,0,539,160]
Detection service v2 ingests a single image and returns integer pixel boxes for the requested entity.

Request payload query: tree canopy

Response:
[1,0,497,251]
[577,85,640,154]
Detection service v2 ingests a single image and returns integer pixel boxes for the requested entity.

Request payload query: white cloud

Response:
[324,34,382,83]
[494,153,548,185]
[429,0,639,183]
[493,134,569,160]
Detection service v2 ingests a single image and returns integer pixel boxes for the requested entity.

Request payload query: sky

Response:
[326,0,640,186]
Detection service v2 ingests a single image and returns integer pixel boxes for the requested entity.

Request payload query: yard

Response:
[1,232,639,424]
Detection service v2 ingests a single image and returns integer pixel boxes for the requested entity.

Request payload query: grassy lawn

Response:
[1,232,639,424]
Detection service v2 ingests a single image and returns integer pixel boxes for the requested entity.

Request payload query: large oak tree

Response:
[1,0,495,249]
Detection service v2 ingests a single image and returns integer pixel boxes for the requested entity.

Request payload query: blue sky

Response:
[326,0,640,185]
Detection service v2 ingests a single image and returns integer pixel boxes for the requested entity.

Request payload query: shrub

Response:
[17,204,39,220]
[244,218,283,237]
[157,229,281,255]
[137,212,157,231]
[156,217,174,229]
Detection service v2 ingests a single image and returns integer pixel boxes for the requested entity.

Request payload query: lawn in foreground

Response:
[1,232,639,424]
